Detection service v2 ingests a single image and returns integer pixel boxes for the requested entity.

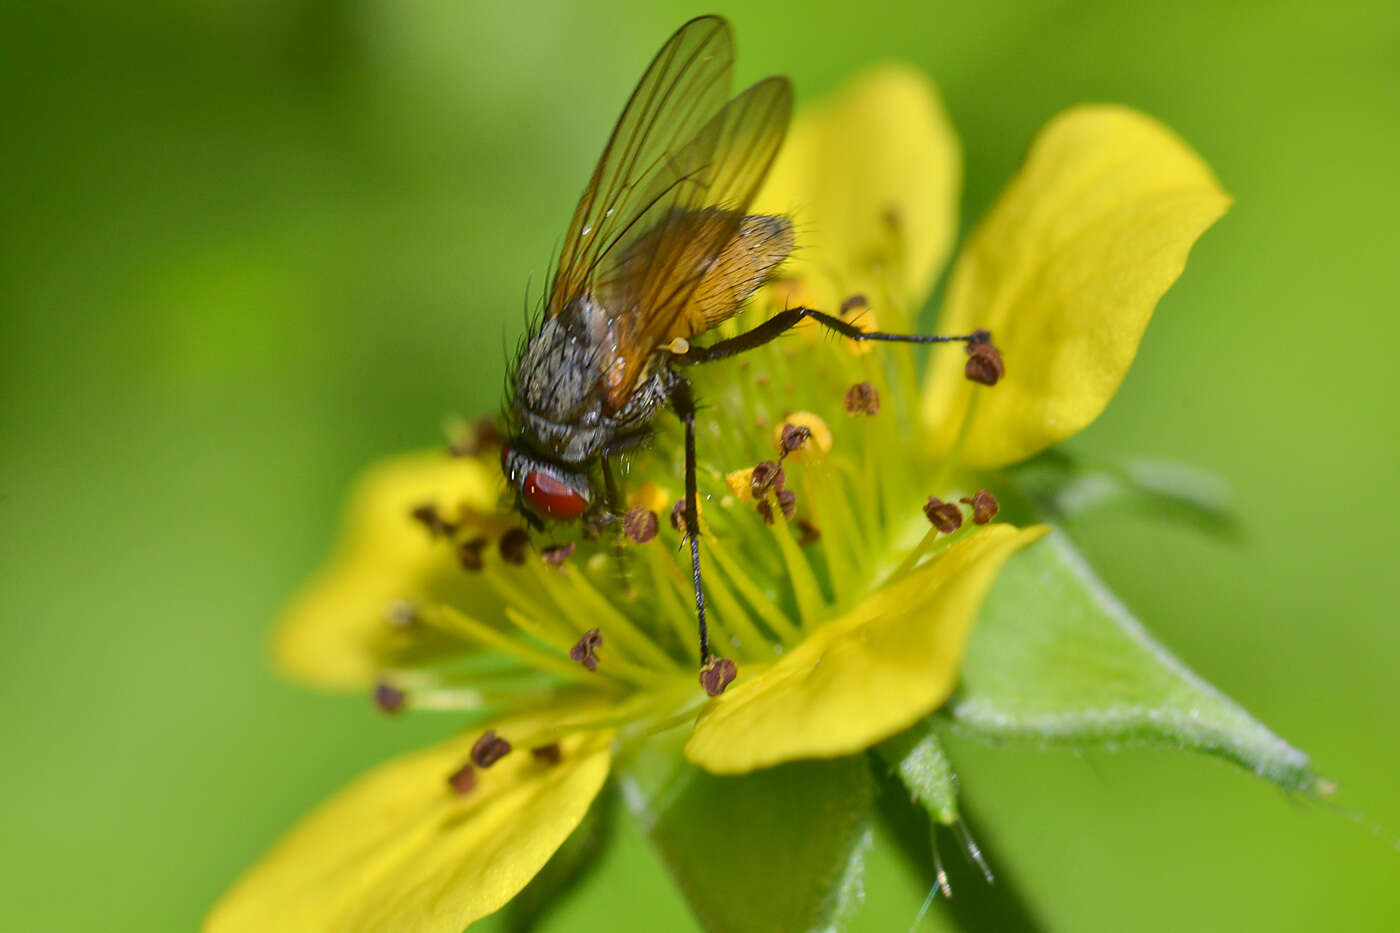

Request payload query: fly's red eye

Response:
[522,470,588,520]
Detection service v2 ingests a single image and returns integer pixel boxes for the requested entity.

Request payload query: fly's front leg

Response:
[667,374,737,697]
[595,453,637,588]
[584,432,648,538]
[600,455,626,518]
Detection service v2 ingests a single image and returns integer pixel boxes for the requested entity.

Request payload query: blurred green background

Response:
[3,0,1398,929]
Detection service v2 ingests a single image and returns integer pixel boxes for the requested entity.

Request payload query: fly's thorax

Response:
[514,302,609,424]
[512,295,669,464]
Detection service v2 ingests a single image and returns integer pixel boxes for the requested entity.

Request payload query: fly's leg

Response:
[675,306,993,363]
[598,454,632,587]
[666,310,995,696]
[667,374,739,697]
[600,455,626,517]
[667,376,710,660]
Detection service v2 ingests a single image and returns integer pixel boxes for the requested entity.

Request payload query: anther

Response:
[795,517,821,546]
[386,598,418,628]
[411,503,455,538]
[750,460,785,497]
[773,412,833,462]
[448,416,505,457]
[758,490,797,523]
[777,489,797,521]
[924,496,963,534]
[844,381,880,415]
[960,489,1000,525]
[700,656,738,697]
[624,506,659,544]
[457,536,487,571]
[531,744,563,765]
[570,628,604,672]
[446,761,477,796]
[373,682,406,714]
[541,541,575,567]
[471,729,512,768]
[779,423,812,455]
[964,333,1005,386]
[474,417,506,450]
[498,528,531,565]
[669,499,688,533]
[840,294,869,314]
[580,510,608,541]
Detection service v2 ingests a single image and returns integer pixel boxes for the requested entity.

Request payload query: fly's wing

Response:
[592,76,793,409]
[547,16,734,318]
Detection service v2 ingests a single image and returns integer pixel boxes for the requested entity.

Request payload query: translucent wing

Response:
[547,16,735,318]
[592,76,794,409]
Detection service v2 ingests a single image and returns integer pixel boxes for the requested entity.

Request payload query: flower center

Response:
[370,220,1005,789]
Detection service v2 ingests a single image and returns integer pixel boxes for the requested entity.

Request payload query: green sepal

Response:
[877,721,960,826]
[620,732,876,933]
[953,529,1325,795]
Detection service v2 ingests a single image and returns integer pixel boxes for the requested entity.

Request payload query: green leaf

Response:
[1010,449,1239,537]
[877,722,960,826]
[952,529,1325,795]
[621,736,876,933]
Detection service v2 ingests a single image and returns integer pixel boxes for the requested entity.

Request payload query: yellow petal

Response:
[754,64,960,309]
[205,714,613,933]
[920,106,1231,468]
[685,524,1047,773]
[273,450,504,691]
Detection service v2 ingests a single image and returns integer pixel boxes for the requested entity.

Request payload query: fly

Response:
[500,15,993,693]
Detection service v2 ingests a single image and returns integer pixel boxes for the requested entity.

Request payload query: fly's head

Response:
[500,442,593,527]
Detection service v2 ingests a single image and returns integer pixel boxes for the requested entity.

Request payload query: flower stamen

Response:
[541,541,575,567]
[446,761,477,796]
[411,502,456,538]
[530,743,563,765]
[699,656,738,697]
[757,489,798,524]
[923,496,963,534]
[844,381,880,415]
[373,682,406,714]
[780,423,811,455]
[471,729,512,768]
[385,598,418,628]
[457,536,487,571]
[960,489,1000,524]
[750,460,785,498]
[570,628,604,672]
[499,528,530,565]
[624,506,659,544]
[963,332,1005,386]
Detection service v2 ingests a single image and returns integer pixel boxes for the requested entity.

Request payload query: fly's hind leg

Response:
[674,306,997,371]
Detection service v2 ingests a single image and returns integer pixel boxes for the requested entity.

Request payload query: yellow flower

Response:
[207,66,1226,932]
